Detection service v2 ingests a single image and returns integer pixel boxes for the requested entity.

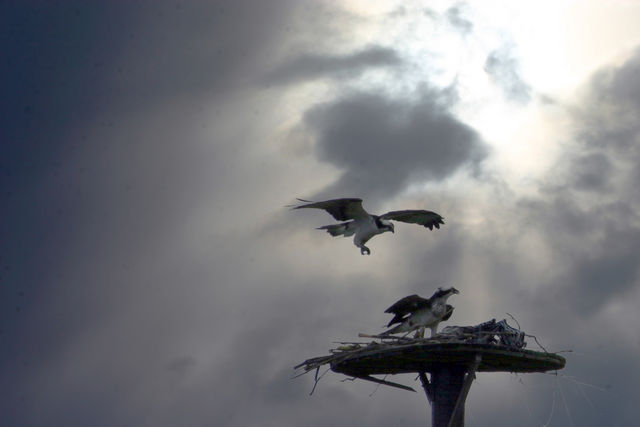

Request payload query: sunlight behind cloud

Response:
[339,1,640,192]
[269,0,640,200]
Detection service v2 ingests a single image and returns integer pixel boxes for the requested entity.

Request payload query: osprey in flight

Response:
[291,197,444,255]
[381,287,459,337]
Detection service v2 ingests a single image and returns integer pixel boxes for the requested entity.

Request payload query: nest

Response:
[294,319,563,393]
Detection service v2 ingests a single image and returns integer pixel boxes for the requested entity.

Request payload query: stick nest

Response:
[294,318,553,393]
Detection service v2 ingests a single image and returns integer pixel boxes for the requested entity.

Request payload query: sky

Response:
[2,1,640,426]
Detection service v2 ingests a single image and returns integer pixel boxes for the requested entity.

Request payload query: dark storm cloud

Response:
[445,3,474,35]
[264,45,403,85]
[1,0,296,250]
[484,46,532,104]
[569,152,613,192]
[520,194,640,312]
[0,0,297,426]
[574,48,640,190]
[0,0,449,423]
[4,0,640,425]
[558,227,640,313]
[361,47,640,426]
[519,48,640,319]
[304,90,488,200]
[268,37,640,427]
[587,47,640,125]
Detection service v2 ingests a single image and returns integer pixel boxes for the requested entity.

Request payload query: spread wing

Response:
[380,210,445,231]
[384,294,431,327]
[291,198,369,221]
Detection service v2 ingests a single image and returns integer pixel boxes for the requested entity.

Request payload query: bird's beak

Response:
[452,287,460,294]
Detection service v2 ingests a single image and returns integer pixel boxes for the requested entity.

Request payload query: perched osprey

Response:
[381,287,459,337]
[291,197,444,255]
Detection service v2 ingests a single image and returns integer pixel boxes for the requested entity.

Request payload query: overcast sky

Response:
[2,1,640,426]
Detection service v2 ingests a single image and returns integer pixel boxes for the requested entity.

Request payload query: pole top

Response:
[330,341,565,377]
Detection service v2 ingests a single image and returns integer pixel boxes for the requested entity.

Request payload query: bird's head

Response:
[381,219,395,233]
[432,287,459,301]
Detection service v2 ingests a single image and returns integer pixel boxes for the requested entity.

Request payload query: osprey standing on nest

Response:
[291,198,444,255]
[382,287,459,338]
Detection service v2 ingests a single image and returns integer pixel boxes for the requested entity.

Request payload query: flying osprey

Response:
[291,197,444,255]
[381,287,459,338]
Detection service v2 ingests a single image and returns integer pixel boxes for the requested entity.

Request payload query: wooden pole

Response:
[447,354,481,427]
[430,364,467,427]
[426,354,481,427]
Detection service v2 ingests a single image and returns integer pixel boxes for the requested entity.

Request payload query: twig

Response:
[352,374,416,392]
[309,367,330,396]
[418,371,433,404]
[543,380,557,427]
[557,376,575,427]
[525,333,549,353]
[369,374,389,397]
[357,332,415,341]
[573,377,595,409]
[505,312,521,330]
[556,374,610,393]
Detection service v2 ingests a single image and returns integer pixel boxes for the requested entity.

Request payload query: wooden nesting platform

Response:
[295,320,566,427]
[330,341,565,377]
